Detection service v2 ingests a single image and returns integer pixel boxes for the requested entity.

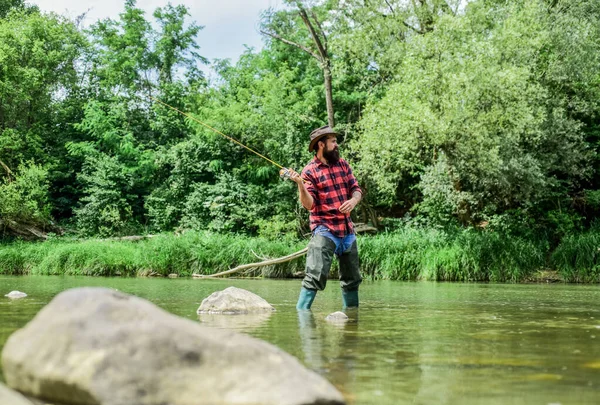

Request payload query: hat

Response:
[308,125,340,152]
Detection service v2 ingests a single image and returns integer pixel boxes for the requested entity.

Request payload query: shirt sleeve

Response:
[301,168,318,201]
[345,162,362,196]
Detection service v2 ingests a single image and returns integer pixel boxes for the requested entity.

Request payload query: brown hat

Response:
[308,125,340,152]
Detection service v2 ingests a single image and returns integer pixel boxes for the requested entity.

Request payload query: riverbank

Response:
[0,229,599,282]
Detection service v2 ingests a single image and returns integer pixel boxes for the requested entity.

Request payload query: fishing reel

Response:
[280,168,306,183]
[279,168,292,181]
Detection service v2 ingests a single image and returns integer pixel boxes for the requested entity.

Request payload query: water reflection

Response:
[198,311,273,331]
[297,310,360,401]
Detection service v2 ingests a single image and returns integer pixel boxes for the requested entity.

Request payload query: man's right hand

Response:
[288,169,304,185]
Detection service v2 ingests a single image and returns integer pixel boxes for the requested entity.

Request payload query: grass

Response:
[0,228,599,282]
[360,227,548,282]
[0,232,307,278]
[551,230,600,282]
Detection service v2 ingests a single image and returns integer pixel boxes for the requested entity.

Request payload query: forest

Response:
[1,0,600,281]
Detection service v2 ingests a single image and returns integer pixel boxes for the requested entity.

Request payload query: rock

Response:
[1,287,344,405]
[4,291,27,299]
[197,286,276,314]
[325,312,349,322]
[168,273,178,278]
[0,382,35,405]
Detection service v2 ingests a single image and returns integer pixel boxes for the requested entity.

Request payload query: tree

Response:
[261,1,337,127]
[352,0,599,227]
[70,0,208,234]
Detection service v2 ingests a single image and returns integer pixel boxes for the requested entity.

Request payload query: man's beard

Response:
[323,147,340,164]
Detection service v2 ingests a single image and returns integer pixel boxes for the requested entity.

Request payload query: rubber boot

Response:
[296,287,317,310]
[342,289,359,309]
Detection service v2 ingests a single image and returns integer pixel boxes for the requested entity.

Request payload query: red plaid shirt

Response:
[301,157,362,237]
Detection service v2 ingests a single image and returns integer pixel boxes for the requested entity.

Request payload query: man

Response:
[288,125,363,310]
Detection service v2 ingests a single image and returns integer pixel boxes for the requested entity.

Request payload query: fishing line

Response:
[150,96,294,177]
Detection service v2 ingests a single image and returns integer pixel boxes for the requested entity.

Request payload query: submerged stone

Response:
[197,286,276,314]
[325,311,349,322]
[4,291,27,299]
[1,287,344,405]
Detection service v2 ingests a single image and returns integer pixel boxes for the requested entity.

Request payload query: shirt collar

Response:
[313,155,333,168]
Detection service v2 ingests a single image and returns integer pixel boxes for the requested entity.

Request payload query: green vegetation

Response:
[0,229,598,282]
[0,232,307,278]
[1,0,600,281]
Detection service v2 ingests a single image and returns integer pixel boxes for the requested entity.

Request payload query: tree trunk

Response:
[323,62,335,127]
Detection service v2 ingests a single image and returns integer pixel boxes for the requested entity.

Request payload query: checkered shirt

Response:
[301,157,362,238]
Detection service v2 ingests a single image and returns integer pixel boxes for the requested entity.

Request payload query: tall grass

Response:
[360,228,548,282]
[0,232,307,278]
[551,230,600,282]
[1,228,597,282]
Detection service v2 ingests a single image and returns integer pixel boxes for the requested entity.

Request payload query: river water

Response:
[1,276,599,405]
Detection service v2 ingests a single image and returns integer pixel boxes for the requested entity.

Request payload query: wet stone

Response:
[5,291,27,299]
[325,311,349,322]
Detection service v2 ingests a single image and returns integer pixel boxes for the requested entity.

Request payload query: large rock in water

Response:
[0,382,36,405]
[197,286,276,314]
[1,287,344,405]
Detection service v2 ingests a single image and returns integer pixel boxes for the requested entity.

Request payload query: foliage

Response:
[73,154,136,237]
[352,0,600,229]
[2,0,600,275]
[0,162,51,225]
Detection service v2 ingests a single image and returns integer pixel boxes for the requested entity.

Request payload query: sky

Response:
[31,0,283,72]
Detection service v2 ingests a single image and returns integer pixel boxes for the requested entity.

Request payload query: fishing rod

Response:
[150,96,297,182]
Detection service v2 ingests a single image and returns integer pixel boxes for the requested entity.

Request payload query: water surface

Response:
[1,276,599,405]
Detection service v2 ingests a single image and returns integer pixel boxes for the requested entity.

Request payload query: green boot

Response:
[342,289,359,309]
[296,287,317,310]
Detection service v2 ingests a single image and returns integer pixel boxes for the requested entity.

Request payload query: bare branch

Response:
[309,9,328,50]
[297,6,328,61]
[0,159,13,181]
[439,0,456,16]
[259,29,321,61]
[193,247,309,278]
[384,0,396,15]
[403,20,424,34]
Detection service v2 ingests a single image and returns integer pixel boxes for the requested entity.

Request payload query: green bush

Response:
[0,162,51,225]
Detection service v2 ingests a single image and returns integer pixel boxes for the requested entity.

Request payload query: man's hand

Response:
[288,169,304,185]
[339,197,359,214]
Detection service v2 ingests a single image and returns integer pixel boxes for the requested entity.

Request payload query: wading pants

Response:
[302,226,362,292]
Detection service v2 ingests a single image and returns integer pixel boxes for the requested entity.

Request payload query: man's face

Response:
[321,135,339,164]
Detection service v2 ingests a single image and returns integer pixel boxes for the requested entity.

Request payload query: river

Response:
[1,276,599,405]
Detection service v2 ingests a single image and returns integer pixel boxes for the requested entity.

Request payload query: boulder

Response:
[0,382,35,405]
[4,291,27,299]
[1,287,344,405]
[197,286,276,314]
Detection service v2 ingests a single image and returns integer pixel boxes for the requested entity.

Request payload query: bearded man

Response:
[288,125,363,310]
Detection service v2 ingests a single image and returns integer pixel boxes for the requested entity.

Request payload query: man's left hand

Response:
[339,197,359,214]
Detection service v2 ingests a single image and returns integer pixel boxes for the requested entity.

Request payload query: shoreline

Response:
[0,229,598,283]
